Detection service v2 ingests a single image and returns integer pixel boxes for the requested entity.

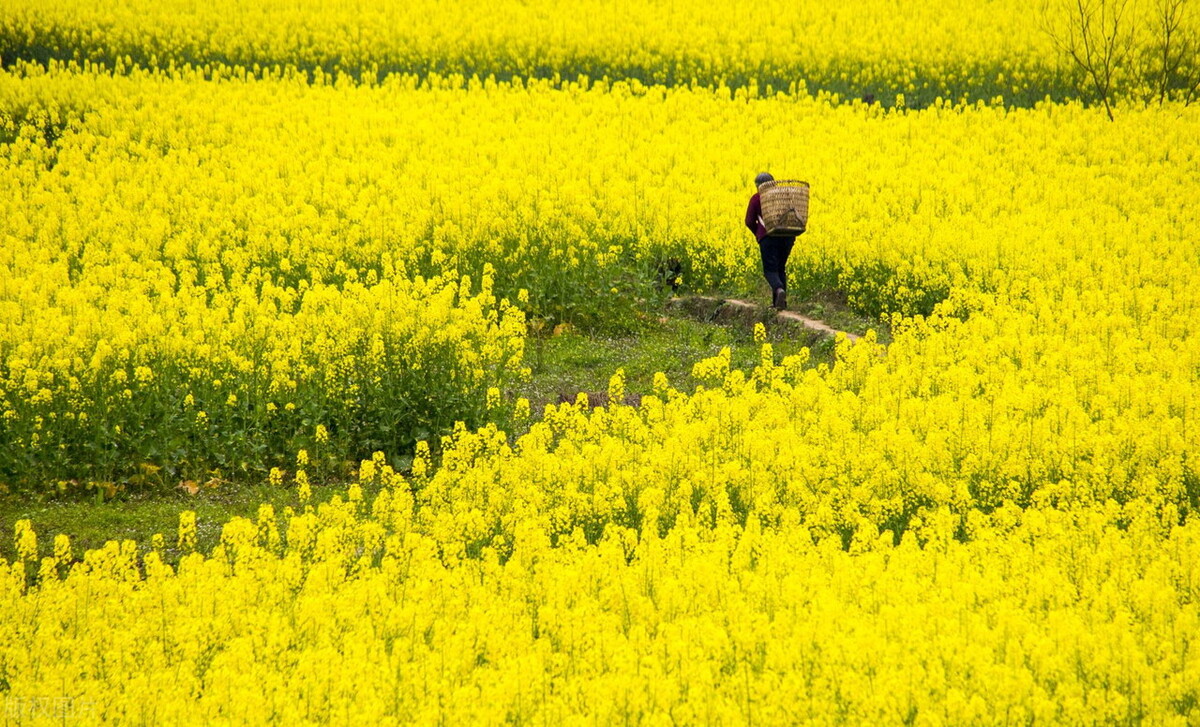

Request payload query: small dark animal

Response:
[655,258,684,292]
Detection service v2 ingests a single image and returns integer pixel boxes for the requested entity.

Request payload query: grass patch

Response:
[0,480,289,565]
[518,308,839,412]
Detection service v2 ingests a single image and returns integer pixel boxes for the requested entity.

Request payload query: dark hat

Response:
[755,172,774,186]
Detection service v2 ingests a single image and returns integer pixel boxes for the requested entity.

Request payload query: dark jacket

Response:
[745,193,797,243]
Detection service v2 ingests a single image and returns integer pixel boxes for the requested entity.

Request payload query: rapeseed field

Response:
[2,0,1063,104]
[1,1,1199,724]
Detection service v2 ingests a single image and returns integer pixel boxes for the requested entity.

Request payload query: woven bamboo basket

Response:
[758,180,810,235]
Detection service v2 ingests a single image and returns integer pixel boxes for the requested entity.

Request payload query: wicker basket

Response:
[758,180,810,235]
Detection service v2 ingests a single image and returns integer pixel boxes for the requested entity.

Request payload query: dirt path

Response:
[673,296,862,342]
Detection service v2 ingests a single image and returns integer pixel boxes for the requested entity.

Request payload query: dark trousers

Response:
[758,236,794,292]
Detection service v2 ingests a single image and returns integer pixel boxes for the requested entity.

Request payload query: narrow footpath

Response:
[670,295,862,342]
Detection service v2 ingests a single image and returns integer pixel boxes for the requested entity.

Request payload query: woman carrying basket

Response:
[745,172,806,310]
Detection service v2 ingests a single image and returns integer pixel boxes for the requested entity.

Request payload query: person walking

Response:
[745,172,797,310]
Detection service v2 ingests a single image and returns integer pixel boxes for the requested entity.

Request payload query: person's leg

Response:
[779,238,795,291]
[772,239,794,309]
[760,238,785,292]
[760,237,788,309]
[758,240,774,291]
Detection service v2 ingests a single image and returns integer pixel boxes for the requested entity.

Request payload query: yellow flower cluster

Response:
[0,263,525,486]
[3,475,1198,723]
[0,0,1065,104]
[1,72,530,489]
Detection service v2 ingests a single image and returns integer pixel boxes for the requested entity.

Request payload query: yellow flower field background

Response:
[1,1,1199,724]
[3,0,1063,105]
